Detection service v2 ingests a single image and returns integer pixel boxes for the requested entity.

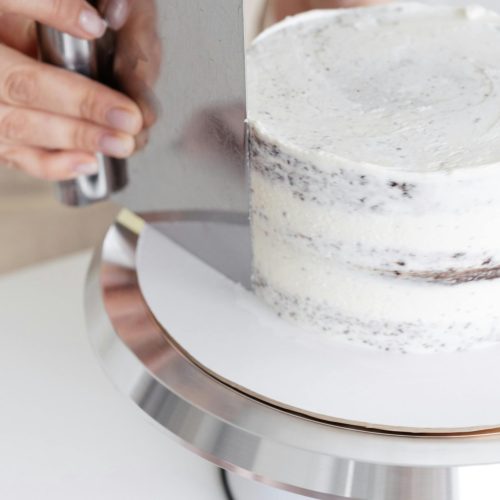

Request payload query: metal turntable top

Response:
[86,209,500,500]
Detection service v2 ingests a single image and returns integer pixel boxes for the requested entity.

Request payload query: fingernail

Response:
[105,0,131,30]
[99,134,133,157]
[79,9,107,37]
[74,162,99,175]
[106,108,141,134]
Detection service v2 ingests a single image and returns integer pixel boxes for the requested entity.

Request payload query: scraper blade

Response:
[116,0,248,216]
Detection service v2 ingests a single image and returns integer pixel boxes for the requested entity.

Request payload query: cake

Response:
[247,3,500,353]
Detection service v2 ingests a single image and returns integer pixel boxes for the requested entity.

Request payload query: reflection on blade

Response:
[148,213,252,289]
[116,0,248,215]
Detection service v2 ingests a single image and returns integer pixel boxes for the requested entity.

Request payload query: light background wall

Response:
[0,161,120,275]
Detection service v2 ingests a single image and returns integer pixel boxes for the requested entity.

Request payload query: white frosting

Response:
[251,171,500,272]
[252,229,500,352]
[248,3,500,172]
[247,3,500,353]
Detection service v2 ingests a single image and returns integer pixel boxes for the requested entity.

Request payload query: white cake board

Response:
[136,219,500,434]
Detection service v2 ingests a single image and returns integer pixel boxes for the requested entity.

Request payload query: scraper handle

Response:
[36,6,128,207]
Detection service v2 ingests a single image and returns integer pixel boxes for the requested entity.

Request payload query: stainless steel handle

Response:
[37,21,128,207]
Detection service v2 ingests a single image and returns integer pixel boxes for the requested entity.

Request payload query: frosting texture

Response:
[248,3,500,353]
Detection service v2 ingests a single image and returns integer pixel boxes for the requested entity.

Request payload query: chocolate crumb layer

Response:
[252,210,500,276]
[388,265,500,285]
[253,272,500,353]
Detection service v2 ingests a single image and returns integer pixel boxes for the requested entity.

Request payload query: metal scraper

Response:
[38,0,248,214]
[118,0,248,216]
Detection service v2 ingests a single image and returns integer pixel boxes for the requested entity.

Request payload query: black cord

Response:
[220,468,237,500]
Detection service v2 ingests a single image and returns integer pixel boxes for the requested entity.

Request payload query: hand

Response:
[0,0,143,181]
[113,0,162,151]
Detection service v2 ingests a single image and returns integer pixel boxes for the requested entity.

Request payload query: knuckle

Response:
[72,123,97,151]
[4,68,39,105]
[47,0,68,19]
[0,111,29,142]
[79,88,103,122]
[0,149,21,171]
[0,147,56,181]
[34,154,58,181]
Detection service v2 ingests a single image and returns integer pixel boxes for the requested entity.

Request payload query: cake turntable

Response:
[69,0,500,497]
[86,209,500,500]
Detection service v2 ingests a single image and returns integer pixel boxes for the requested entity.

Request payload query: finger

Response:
[0,144,101,181]
[117,78,160,130]
[114,0,162,129]
[0,14,37,56]
[101,0,131,30]
[0,44,143,134]
[0,104,135,158]
[0,0,107,39]
[115,0,162,88]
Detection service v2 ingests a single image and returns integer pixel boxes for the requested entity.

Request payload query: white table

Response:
[0,253,223,500]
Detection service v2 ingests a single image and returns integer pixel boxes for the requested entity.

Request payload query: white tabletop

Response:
[0,253,222,500]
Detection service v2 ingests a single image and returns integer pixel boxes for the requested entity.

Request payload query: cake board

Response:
[133,211,500,434]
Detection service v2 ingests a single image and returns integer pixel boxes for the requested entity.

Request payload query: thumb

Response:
[0,0,107,40]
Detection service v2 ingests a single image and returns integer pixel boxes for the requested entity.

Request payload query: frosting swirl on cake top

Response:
[247,3,500,172]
